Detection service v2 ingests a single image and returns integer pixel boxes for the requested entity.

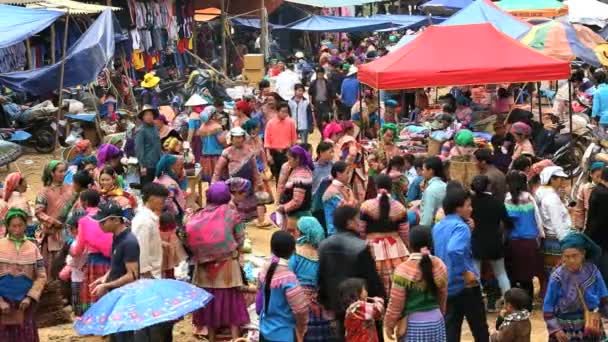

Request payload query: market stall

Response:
[496,0,568,18]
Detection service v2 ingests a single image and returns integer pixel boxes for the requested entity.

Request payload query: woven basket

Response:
[450,159,479,189]
[427,138,442,156]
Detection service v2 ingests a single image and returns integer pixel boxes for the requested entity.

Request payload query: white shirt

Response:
[274,69,301,101]
[131,206,162,279]
[535,186,572,240]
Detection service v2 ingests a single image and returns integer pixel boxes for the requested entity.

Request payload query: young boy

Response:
[288,83,314,144]
[406,157,424,202]
[491,288,532,342]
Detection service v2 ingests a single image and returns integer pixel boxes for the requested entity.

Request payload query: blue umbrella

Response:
[74,279,213,336]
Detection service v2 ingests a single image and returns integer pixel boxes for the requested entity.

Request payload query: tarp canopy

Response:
[496,0,568,18]
[358,23,570,90]
[393,0,531,50]
[285,0,379,7]
[419,0,473,15]
[231,17,286,29]
[0,4,63,48]
[286,14,429,32]
[0,9,115,95]
[565,0,608,28]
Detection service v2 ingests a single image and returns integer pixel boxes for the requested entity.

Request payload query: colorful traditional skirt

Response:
[71,281,83,317]
[542,237,562,276]
[200,154,220,183]
[191,136,202,163]
[548,313,605,342]
[505,238,542,282]
[192,288,250,329]
[80,253,111,313]
[367,233,408,295]
[0,307,39,342]
[301,286,337,342]
[402,308,446,342]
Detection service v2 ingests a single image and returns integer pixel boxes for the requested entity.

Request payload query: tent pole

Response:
[55,12,70,154]
[51,23,56,64]
[568,80,573,181]
[25,39,32,69]
[537,81,542,122]
[220,0,228,74]
[359,85,363,140]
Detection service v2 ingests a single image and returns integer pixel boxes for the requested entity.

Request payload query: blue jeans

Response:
[474,258,511,296]
[298,130,308,144]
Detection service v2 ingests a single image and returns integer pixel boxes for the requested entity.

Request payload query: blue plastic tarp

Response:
[231,18,285,29]
[285,0,380,7]
[0,10,115,95]
[420,0,473,12]
[393,0,530,49]
[286,15,432,32]
[0,4,63,49]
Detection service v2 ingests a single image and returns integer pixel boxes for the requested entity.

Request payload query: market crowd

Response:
[4,37,608,342]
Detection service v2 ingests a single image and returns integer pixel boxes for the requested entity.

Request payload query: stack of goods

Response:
[242,54,265,85]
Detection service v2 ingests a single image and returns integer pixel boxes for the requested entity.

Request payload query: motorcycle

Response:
[0,99,61,153]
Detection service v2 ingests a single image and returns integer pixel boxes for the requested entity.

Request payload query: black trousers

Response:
[445,286,490,342]
[269,149,288,182]
[314,100,332,131]
[141,167,156,185]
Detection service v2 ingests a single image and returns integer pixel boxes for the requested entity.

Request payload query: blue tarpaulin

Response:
[420,0,473,14]
[285,0,380,7]
[394,0,531,49]
[0,10,114,95]
[231,18,286,29]
[286,14,431,32]
[0,4,63,49]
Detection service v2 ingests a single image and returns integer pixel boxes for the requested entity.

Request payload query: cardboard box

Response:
[243,68,265,84]
[244,54,264,69]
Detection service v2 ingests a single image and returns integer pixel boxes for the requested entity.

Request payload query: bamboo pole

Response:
[54,13,70,154]
[25,39,32,69]
[221,0,227,74]
[50,23,56,64]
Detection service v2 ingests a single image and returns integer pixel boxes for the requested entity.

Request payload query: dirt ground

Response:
[1,131,549,341]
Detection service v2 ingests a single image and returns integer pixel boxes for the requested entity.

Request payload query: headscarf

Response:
[78,155,98,169]
[591,161,606,172]
[510,122,532,136]
[454,129,475,147]
[289,145,315,171]
[3,172,22,201]
[42,160,64,186]
[155,154,178,179]
[296,216,325,247]
[75,139,91,153]
[241,117,261,134]
[341,120,355,132]
[207,181,231,205]
[226,177,251,194]
[380,123,398,142]
[163,137,181,152]
[560,231,601,261]
[200,106,217,123]
[323,121,343,140]
[97,144,123,168]
[528,159,554,180]
[4,207,28,227]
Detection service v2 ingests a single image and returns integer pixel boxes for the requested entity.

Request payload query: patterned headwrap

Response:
[3,172,23,202]
[289,145,315,171]
[155,154,178,178]
[97,144,123,167]
[380,123,398,141]
[226,177,251,194]
[163,137,181,152]
[322,121,343,140]
[454,129,475,147]
[207,181,231,205]
[528,159,554,180]
[510,122,532,136]
[241,117,261,134]
[78,155,98,169]
[296,216,325,247]
[42,160,64,186]
[561,231,601,261]
[75,139,91,153]
[4,207,28,227]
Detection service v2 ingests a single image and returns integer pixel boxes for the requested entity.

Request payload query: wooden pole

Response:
[25,39,32,69]
[537,81,542,122]
[260,0,267,61]
[220,0,228,74]
[50,23,56,64]
[184,49,229,79]
[54,13,70,154]
[568,80,573,180]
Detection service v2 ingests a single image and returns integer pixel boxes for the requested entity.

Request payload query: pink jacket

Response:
[70,207,113,258]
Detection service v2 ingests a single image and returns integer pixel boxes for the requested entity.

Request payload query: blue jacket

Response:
[592,83,608,124]
[433,214,479,296]
[420,177,446,226]
[341,76,360,107]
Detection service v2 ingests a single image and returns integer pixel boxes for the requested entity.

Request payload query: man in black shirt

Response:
[90,200,140,342]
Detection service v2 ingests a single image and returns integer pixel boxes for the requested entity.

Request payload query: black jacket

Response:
[308,78,336,103]
[318,231,385,313]
[586,183,608,250]
[471,193,512,260]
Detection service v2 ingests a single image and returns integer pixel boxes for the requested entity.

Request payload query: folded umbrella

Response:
[74,279,213,336]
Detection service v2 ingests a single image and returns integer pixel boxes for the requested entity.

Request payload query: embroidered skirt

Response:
[192,287,250,329]
[367,233,408,295]
[548,313,605,342]
[80,253,111,313]
[200,154,219,183]
[401,309,446,342]
[0,307,39,342]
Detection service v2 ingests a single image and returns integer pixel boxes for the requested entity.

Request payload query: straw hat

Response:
[141,72,160,89]
[184,94,209,107]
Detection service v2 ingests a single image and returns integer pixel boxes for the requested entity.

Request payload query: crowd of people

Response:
[4,39,608,342]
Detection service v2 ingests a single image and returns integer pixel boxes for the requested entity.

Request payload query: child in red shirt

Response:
[340,278,385,342]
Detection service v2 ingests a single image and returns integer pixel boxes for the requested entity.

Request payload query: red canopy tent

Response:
[357,23,571,90]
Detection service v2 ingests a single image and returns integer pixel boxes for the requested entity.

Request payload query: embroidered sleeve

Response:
[34,193,54,226]
[398,217,409,248]
[543,274,562,334]
[27,245,47,301]
[285,282,309,329]
[211,155,228,183]
[283,187,306,213]
[434,257,449,314]
[385,272,408,332]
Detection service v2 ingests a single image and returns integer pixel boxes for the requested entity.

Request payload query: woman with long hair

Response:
[503,171,544,303]
[187,182,249,342]
[35,160,73,278]
[98,167,137,220]
[277,145,315,237]
[335,120,367,201]
[384,225,448,341]
[257,230,309,342]
[359,174,409,295]
[384,156,409,206]
[322,161,358,236]
[419,156,447,227]
[154,154,188,225]
[373,123,400,171]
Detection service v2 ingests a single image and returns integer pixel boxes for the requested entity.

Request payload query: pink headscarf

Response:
[323,121,343,140]
[3,172,22,201]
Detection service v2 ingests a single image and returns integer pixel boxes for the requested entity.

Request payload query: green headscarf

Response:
[296,216,325,247]
[454,129,475,147]
[560,231,601,261]
[380,123,398,142]
[4,208,28,227]
[42,160,64,186]
[155,154,178,178]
